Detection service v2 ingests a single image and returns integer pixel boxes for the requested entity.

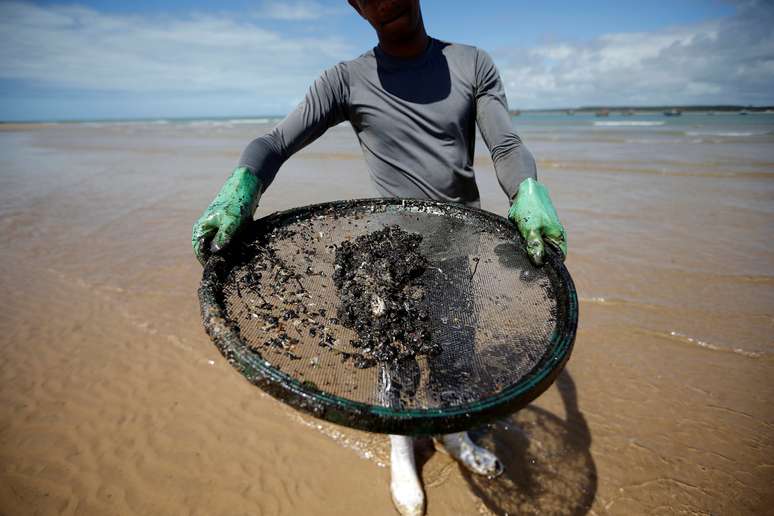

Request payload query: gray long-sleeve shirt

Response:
[239,38,536,208]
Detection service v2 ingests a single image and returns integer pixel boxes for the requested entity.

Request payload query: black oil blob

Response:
[332,225,438,368]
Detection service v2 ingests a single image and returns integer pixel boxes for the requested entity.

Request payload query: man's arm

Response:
[473,49,567,265]
[239,64,350,191]
[192,64,349,263]
[473,49,536,203]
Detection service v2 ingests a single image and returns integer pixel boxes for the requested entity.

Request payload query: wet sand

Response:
[1,119,773,515]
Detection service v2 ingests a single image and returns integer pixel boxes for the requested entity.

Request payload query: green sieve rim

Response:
[198,198,577,435]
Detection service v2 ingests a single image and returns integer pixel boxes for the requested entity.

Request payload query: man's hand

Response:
[192,167,262,265]
[508,178,567,266]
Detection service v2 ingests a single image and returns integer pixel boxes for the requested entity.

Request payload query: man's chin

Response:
[379,15,419,41]
[381,8,409,27]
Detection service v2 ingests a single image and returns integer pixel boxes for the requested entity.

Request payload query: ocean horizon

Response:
[4,107,774,125]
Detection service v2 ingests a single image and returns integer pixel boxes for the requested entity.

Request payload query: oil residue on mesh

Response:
[332,225,439,368]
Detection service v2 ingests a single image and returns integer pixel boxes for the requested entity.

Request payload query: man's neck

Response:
[377,29,430,59]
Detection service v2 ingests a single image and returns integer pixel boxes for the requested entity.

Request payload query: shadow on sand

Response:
[460,371,597,515]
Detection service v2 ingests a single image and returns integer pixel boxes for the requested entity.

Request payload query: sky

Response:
[0,0,772,121]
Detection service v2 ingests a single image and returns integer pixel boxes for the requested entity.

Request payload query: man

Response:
[192,1,567,514]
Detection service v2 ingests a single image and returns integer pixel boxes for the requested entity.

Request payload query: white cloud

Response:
[496,0,774,107]
[1,0,772,119]
[257,0,343,20]
[0,1,352,96]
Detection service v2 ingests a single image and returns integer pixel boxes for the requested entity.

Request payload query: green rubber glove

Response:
[508,178,567,266]
[192,167,262,265]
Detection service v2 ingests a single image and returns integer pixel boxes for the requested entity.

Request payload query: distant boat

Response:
[595,109,609,117]
[664,109,682,116]
[565,109,576,115]
[739,110,750,116]
[622,109,634,116]
[509,110,521,116]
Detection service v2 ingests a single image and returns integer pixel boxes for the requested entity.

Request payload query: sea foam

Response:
[685,131,768,137]
[593,121,666,127]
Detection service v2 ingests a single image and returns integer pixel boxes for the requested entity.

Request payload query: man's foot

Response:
[390,435,425,516]
[439,432,504,477]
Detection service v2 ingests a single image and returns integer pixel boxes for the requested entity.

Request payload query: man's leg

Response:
[390,434,425,516]
[379,360,425,515]
[438,431,503,477]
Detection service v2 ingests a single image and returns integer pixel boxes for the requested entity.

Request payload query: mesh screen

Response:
[221,201,559,411]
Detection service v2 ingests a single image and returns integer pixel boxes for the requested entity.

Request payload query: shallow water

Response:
[1,115,773,514]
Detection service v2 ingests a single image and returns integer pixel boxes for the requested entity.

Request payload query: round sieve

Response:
[198,198,577,435]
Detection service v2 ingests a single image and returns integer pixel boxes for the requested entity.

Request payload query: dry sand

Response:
[1,120,773,515]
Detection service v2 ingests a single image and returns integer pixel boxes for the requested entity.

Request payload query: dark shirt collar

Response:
[374,37,438,70]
